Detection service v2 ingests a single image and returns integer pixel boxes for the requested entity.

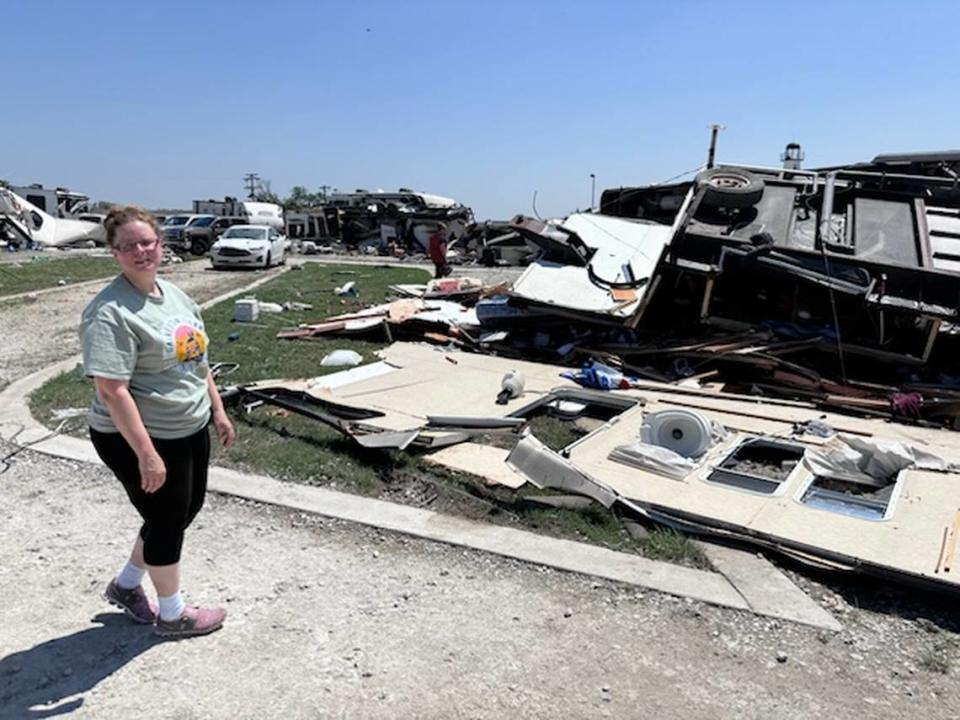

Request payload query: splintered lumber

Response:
[940,509,960,573]
[277,321,347,339]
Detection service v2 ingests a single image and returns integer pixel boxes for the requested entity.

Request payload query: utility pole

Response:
[243,173,260,200]
[590,173,596,211]
[706,124,725,169]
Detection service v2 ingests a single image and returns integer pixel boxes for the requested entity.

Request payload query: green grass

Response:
[27,261,711,569]
[28,364,91,435]
[521,502,638,546]
[640,527,709,567]
[513,500,706,568]
[202,263,428,384]
[526,413,582,452]
[0,255,118,297]
[409,461,709,569]
[216,410,387,493]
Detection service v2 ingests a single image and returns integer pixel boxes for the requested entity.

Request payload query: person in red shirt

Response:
[428,222,451,278]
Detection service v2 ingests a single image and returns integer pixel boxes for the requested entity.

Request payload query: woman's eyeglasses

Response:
[114,238,160,254]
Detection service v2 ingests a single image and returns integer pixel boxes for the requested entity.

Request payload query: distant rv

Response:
[192,197,284,230]
[9,183,90,218]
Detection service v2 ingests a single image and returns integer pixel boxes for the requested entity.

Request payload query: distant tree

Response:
[285,185,316,210]
[253,179,282,205]
[90,200,116,211]
[284,185,334,210]
[0,178,10,189]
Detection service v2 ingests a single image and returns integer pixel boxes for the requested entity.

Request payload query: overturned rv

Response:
[602,164,960,363]
[0,186,104,249]
[9,183,91,218]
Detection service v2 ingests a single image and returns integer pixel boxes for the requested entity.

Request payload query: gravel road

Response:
[1,259,958,718]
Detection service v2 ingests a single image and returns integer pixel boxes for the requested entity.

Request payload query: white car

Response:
[210,225,286,270]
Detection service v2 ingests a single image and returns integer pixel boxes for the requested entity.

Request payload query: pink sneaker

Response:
[155,606,227,638]
[103,579,158,624]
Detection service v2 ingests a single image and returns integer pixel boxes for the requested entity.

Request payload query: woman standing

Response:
[80,206,234,638]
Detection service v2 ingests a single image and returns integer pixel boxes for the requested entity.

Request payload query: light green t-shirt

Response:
[80,275,212,439]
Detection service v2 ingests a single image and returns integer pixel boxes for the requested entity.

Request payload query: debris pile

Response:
[277,162,960,427]
[457,220,533,267]
[224,155,960,596]
[286,189,475,258]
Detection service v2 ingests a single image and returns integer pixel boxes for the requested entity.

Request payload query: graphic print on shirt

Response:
[161,316,208,372]
[175,324,206,362]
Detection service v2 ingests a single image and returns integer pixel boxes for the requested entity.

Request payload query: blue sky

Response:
[3,0,957,219]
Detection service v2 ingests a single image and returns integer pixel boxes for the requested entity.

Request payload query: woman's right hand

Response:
[138,450,167,493]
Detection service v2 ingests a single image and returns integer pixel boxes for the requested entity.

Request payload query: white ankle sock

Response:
[116,561,146,590]
[158,591,186,622]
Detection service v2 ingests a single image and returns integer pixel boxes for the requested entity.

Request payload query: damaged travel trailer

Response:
[9,183,91,218]
[635,165,960,358]
[0,186,104,248]
[601,162,960,361]
[459,220,534,266]
[223,343,960,595]
[578,159,960,422]
[327,189,474,254]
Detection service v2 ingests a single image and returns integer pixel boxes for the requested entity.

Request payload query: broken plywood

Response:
[423,442,527,489]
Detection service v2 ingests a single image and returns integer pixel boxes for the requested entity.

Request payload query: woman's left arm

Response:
[207,373,236,448]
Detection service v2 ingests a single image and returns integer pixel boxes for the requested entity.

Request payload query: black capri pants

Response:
[90,423,210,566]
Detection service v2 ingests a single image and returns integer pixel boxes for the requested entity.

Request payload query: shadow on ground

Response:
[0,613,162,718]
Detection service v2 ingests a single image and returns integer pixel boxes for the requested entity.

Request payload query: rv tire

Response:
[696,167,764,209]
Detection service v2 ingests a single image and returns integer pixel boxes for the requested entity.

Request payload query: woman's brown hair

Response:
[103,206,162,248]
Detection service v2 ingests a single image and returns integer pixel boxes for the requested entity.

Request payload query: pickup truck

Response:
[161,214,211,253]
[180,216,248,255]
